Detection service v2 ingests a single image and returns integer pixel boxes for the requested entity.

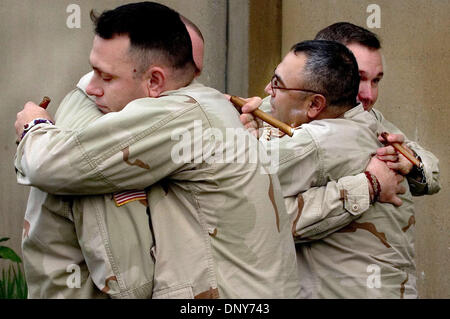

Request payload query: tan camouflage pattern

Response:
[20,87,154,298]
[261,104,419,298]
[260,95,441,199]
[260,96,440,241]
[22,187,107,299]
[71,192,154,298]
[16,79,300,298]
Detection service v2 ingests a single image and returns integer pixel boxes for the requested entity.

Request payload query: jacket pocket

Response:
[152,282,194,299]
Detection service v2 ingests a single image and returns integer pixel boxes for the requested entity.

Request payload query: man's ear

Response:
[307,94,327,119]
[145,67,166,97]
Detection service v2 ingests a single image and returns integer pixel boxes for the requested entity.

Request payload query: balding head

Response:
[180,15,204,76]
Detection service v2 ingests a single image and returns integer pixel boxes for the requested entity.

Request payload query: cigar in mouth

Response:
[230,96,294,137]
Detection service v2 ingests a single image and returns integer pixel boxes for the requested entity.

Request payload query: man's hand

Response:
[225,95,263,138]
[240,97,264,137]
[15,101,54,138]
[377,133,413,175]
[366,156,406,206]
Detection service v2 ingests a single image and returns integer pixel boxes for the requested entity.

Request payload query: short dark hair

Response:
[90,2,195,73]
[291,40,360,107]
[314,22,381,50]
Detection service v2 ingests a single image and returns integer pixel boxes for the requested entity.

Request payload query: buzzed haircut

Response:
[291,40,360,107]
[90,1,195,73]
[314,22,381,50]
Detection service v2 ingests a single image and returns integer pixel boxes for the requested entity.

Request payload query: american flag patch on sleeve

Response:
[113,190,147,207]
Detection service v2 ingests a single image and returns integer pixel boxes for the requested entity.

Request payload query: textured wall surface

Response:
[282,0,449,298]
[248,0,282,97]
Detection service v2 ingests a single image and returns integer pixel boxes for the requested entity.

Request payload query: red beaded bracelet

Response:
[364,171,381,204]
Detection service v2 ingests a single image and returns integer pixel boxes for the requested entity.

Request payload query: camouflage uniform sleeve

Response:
[289,173,370,243]
[273,130,370,243]
[54,89,77,121]
[371,108,441,195]
[15,96,203,194]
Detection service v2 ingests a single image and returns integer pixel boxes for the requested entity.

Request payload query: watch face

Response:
[409,165,426,184]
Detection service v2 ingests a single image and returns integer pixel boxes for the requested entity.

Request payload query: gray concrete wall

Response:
[227,0,250,98]
[0,0,228,269]
[282,0,449,298]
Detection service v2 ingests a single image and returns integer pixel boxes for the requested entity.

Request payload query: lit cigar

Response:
[39,96,51,109]
[380,132,421,167]
[230,96,294,137]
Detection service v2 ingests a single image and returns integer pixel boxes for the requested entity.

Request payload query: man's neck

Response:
[315,105,353,120]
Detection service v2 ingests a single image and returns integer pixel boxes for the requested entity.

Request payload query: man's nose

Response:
[264,82,273,96]
[358,82,373,101]
[86,79,103,97]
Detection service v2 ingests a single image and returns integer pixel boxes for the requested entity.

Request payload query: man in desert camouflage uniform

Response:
[313,22,440,198]
[17,8,206,300]
[241,39,437,298]
[250,24,440,246]
[22,84,154,298]
[243,22,441,297]
[15,2,300,299]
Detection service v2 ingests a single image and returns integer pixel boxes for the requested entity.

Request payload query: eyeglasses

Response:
[270,75,323,96]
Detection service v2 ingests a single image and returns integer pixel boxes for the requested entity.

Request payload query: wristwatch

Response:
[407,150,426,184]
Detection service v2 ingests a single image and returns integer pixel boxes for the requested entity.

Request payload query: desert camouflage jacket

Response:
[259,96,440,240]
[261,104,418,298]
[20,85,154,299]
[16,78,300,299]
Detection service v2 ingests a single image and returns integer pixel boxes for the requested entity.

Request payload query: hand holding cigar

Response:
[230,96,294,137]
[39,96,51,109]
[15,96,52,145]
[380,132,421,168]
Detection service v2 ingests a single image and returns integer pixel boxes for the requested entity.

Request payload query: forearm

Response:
[290,173,370,243]
[15,124,118,194]
[15,98,205,195]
